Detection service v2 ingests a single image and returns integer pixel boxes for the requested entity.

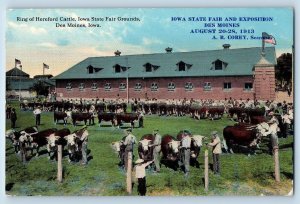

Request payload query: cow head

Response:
[47,134,60,148]
[64,133,77,147]
[138,139,152,152]
[191,135,205,147]
[19,131,32,143]
[5,129,15,140]
[111,140,123,152]
[168,140,180,153]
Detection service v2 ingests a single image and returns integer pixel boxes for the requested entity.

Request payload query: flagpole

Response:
[126,57,129,103]
[261,32,265,56]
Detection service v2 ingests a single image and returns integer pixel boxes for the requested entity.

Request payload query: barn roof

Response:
[53,46,276,80]
[6,67,30,78]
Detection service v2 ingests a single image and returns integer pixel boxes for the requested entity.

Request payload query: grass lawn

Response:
[5,102,294,196]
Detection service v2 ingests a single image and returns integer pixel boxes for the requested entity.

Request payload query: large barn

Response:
[54,45,276,101]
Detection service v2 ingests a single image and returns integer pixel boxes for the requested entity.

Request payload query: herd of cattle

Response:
[5,126,88,162]
[8,99,294,168]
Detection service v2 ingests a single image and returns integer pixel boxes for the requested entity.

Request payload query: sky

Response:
[6,8,294,77]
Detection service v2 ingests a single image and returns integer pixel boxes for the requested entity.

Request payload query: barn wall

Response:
[56,76,255,100]
[254,67,276,100]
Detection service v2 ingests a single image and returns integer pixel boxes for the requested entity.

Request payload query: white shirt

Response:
[181,136,191,148]
[135,161,153,178]
[33,108,41,115]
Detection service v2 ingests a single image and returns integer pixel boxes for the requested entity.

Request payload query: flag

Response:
[43,63,49,69]
[262,32,276,45]
[15,58,21,65]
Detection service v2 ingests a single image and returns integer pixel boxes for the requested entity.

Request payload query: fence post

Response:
[204,150,209,191]
[20,144,26,164]
[57,145,63,183]
[126,151,132,194]
[273,146,280,182]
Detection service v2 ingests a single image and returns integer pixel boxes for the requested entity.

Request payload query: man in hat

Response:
[123,128,136,171]
[134,159,154,196]
[10,108,17,129]
[207,131,222,175]
[33,106,42,126]
[180,130,192,176]
[138,110,144,128]
[151,129,162,172]
[80,125,89,165]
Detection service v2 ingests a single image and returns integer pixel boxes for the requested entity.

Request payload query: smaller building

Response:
[6,68,55,99]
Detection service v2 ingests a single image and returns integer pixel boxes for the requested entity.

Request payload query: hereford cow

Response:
[21,128,57,158]
[6,126,38,153]
[98,112,116,126]
[161,134,180,161]
[65,128,89,162]
[111,140,125,166]
[177,131,206,167]
[138,134,155,161]
[72,112,93,126]
[223,122,271,154]
[54,111,68,125]
[115,113,139,129]
[46,128,71,159]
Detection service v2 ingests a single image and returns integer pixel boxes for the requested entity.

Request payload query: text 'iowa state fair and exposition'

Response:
[171,16,274,40]
[16,16,141,28]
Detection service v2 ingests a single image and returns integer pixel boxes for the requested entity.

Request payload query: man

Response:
[134,159,154,196]
[152,129,162,172]
[180,131,192,176]
[123,128,136,171]
[80,126,89,165]
[33,106,42,126]
[138,110,144,128]
[207,131,222,175]
[10,108,17,129]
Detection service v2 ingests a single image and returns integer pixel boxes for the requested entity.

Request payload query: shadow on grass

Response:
[282,172,294,180]
[5,183,14,191]
[161,159,179,171]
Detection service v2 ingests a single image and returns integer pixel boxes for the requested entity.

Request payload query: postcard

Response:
[5,8,294,196]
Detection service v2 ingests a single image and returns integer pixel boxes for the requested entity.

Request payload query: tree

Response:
[32,80,49,96]
[275,53,292,90]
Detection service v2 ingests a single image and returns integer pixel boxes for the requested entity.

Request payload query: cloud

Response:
[142,37,163,46]
[29,26,47,35]
[7,21,47,35]
[37,42,58,48]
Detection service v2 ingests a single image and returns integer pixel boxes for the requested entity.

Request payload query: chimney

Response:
[165,47,173,53]
[223,44,231,49]
[114,50,121,56]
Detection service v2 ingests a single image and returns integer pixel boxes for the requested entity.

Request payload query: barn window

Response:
[119,83,126,91]
[104,83,111,91]
[66,83,72,91]
[215,60,223,70]
[134,83,142,91]
[145,63,152,72]
[178,61,186,71]
[223,82,232,90]
[79,83,85,91]
[185,82,193,91]
[151,82,158,91]
[115,64,121,73]
[91,83,98,91]
[168,82,176,91]
[87,65,94,74]
[177,61,192,71]
[244,82,253,91]
[204,82,211,91]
